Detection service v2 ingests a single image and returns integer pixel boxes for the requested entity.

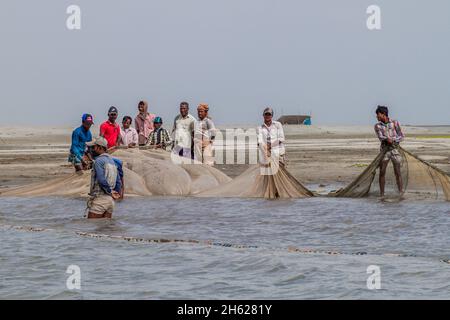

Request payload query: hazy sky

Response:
[1,0,449,126]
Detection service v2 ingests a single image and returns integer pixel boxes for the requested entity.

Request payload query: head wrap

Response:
[82,114,94,124]
[138,101,149,119]
[197,103,209,112]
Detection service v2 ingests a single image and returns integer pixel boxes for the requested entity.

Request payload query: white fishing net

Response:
[0,149,231,197]
[3,146,446,201]
[197,160,314,199]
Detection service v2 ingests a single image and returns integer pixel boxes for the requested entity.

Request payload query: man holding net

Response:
[374,105,405,197]
[257,107,286,176]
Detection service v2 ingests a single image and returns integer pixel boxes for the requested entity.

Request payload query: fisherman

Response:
[68,114,94,173]
[194,104,216,166]
[135,100,156,146]
[85,137,122,219]
[375,105,404,197]
[100,106,121,149]
[147,117,172,150]
[119,116,138,148]
[172,101,195,159]
[257,107,286,171]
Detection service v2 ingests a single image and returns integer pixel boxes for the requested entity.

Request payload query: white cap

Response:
[86,137,108,149]
[263,107,274,116]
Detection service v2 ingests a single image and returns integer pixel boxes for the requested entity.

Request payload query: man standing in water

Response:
[172,101,195,159]
[194,104,216,166]
[374,105,405,197]
[100,106,121,149]
[85,137,121,219]
[257,107,286,171]
[68,114,94,173]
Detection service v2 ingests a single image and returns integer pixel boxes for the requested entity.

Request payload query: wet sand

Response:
[1,125,449,190]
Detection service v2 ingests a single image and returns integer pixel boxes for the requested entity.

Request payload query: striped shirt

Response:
[147,128,172,150]
[374,119,404,150]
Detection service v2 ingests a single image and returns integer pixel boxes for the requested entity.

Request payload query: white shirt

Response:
[172,114,196,148]
[119,127,138,146]
[257,121,286,165]
[194,117,216,142]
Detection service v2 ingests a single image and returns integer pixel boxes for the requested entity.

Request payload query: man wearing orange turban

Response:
[197,103,209,113]
[194,103,216,166]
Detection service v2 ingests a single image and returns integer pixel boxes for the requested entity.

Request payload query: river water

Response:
[0,196,449,299]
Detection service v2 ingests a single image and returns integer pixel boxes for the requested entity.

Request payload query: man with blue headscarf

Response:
[68,114,94,173]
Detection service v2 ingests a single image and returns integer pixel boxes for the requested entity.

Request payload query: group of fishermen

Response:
[69,101,219,218]
[70,101,214,163]
[69,101,404,219]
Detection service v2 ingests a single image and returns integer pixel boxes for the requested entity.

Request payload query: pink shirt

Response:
[135,113,156,145]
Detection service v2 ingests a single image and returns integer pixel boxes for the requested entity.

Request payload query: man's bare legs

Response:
[379,160,404,197]
[393,162,404,194]
[379,160,389,197]
[74,163,83,175]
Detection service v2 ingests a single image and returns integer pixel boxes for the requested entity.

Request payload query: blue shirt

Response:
[90,154,122,196]
[70,126,92,159]
[113,158,124,181]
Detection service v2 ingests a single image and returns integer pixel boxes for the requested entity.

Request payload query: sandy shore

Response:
[1,125,449,190]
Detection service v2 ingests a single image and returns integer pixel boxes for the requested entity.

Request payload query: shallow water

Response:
[0,196,449,299]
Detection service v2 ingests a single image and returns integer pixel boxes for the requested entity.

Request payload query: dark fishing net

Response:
[330,147,450,201]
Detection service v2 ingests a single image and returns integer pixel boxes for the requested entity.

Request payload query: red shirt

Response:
[100,120,121,148]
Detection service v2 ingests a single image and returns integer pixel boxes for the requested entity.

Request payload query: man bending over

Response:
[68,114,93,173]
[85,137,122,219]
